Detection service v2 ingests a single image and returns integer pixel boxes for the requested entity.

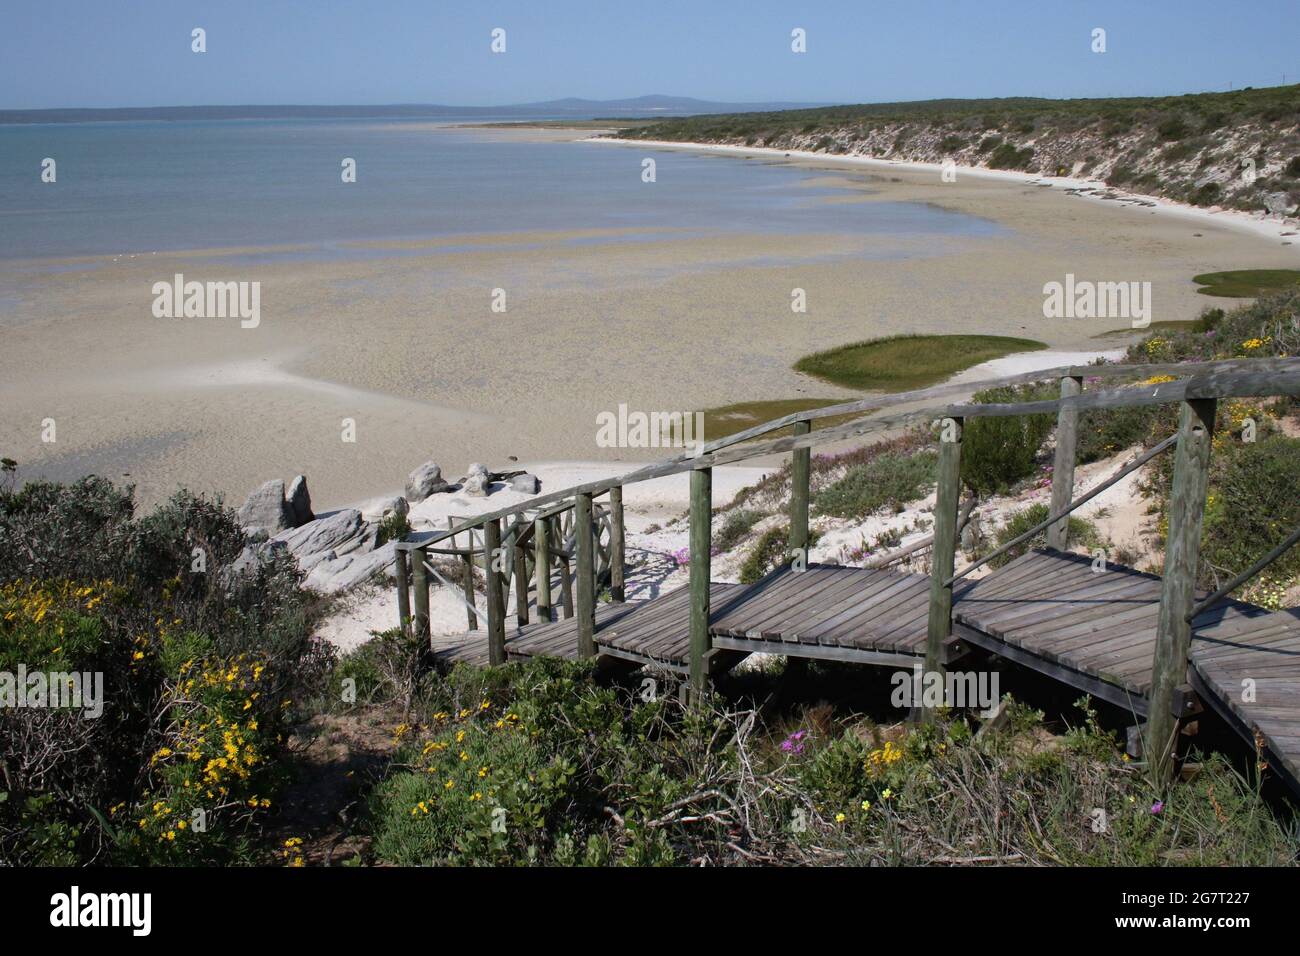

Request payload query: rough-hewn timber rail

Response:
[396,356,1300,793]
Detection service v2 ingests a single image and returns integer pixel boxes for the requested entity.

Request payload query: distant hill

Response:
[614,85,1300,218]
[0,95,829,125]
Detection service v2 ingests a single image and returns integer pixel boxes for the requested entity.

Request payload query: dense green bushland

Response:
[0,476,328,864]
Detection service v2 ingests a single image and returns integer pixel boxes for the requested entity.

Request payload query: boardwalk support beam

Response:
[575,493,597,657]
[925,416,963,718]
[1148,398,1216,784]
[790,419,811,562]
[534,516,552,622]
[411,546,431,641]
[1047,374,1083,550]
[610,485,626,602]
[394,549,411,633]
[483,519,507,666]
[688,466,712,700]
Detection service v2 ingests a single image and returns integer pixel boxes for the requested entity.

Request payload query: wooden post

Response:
[575,493,597,657]
[1046,375,1083,550]
[411,546,430,641]
[394,549,411,633]
[534,516,553,622]
[513,544,529,627]
[924,416,963,715]
[461,550,477,630]
[688,466,713,700]
[1147,398,1216,784]
[483,519,507,666]
[450,519,477,630]
[609,485,626,601]
[790,419,811,564]
[553,515,574,619]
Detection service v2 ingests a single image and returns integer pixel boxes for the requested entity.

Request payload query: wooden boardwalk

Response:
[403,357,1300,791]
[952,551,1266,714]
[435,549,1300,793]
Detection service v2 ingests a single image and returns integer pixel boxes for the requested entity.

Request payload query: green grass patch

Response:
[701,398,868,443]
[794,334,1048,392]
[1193,270,1300,298]
[1092,320,1198,339]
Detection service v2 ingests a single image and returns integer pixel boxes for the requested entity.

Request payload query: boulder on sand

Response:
[236,479,293,534]
[509,473,540,494]
[405,462,450,502]
[461,462,491,497]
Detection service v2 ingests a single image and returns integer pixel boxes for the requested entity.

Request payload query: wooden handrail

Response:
[395,359,1300,550]
[945,433,1178,586]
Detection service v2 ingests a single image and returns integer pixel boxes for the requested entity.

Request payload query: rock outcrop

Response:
[236,479,294,534]
[286,475,314,525]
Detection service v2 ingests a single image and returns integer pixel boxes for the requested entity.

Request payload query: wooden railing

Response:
[394,355,1300,780]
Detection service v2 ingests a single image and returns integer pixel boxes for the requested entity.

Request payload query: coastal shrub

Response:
[959,383,1056,497]
[1127,288,1300,363]
[0,477,326,865]
[376,511,411,546]
[1076,404,1165,463]
[737,525,824,584]
[1157,116,1190,141]
[977,135,1002,153]
[1200,435,1300,592]
[982,503,1106,569]
[368,658,782,866]
[714,508,764,552]
[987,143,1035,170]
[813,450,938,521]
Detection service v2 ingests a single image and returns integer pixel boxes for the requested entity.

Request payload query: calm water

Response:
[0,118,1003,260]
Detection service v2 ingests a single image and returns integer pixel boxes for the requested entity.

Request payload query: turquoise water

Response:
[0,119,1003,259]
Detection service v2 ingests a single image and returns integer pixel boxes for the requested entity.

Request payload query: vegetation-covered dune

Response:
[614,85,1300,216]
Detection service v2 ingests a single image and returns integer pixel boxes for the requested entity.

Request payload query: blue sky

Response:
[4,0,1299,109]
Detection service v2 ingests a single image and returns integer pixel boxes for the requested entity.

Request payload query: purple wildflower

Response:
[1150,800,1164,814]
[781,730,808,755]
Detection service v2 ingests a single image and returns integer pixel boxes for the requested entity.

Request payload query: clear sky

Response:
[4,0,1299,110]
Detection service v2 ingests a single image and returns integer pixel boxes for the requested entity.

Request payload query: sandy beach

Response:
[2,125,1296,513]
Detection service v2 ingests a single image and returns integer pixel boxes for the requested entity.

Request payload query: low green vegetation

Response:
[1193,270,1300,298]
[738,524,822,583]
[814,450,937,520]
[713,507,764,552]
[356,656,1295,866]
[983,502,1108,570]
[700,397,865,443]
[794,334,1048,392]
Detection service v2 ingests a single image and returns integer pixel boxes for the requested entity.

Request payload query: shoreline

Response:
[589,136,1300,249]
